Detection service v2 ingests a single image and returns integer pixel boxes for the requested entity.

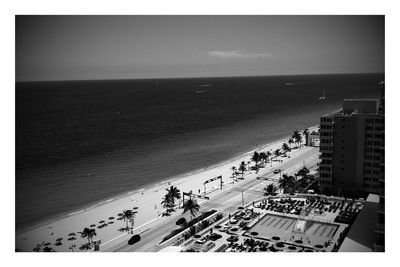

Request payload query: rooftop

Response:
[339,194,379,252]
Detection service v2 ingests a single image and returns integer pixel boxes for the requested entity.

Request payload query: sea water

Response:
[16,73,383,230]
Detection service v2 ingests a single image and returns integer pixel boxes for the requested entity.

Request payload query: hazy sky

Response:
[16,15,384,81]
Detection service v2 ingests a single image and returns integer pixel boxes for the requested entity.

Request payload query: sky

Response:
[15,15,384,81]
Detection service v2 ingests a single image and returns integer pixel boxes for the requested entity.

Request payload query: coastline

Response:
[17,124,318,235]
[16,125,317,252]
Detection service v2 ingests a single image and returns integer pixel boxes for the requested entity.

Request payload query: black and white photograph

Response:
[4,0,396,262]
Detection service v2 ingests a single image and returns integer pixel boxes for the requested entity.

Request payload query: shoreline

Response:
[17,125,317,234]
[16,125,318,252]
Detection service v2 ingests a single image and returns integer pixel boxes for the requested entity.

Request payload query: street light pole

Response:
[242,191,244,206]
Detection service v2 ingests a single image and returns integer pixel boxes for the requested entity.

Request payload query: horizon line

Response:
[16,71,384,83]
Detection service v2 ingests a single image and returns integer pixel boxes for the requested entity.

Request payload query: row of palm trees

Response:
[160,185,201,220]
[288,129,306,149]
[231,142,293,178]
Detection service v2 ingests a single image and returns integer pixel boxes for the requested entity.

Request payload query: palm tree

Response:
[251,151,260,169]
[288,138,294,148]
[264,183,278,196]
[278,174,296,193]
[128,207,138,233]
[88,228,96,244]
[79,227,97,245]
[182,198,200,220]
[239,161,246,179]
[282,143,290,155]
[121,209,133,229]
[231,166,237,177]
[259,152,267,166]
[161,195,175,216]
[266,151,272,166]
[121,207,138,233]
[274,149,281,159]
[166,186,181,203]
[292,130,302,148]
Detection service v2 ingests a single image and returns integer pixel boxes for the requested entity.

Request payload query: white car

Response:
[274,169,281,174]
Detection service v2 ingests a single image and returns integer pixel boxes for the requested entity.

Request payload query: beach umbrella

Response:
[68,233,76,236]
[90,224,96,227]
[272,236,280,240]
[56,238,63,242]
[68,237,76,241]
[99,220,105,223]
[43,247,53,252]
[108,217,115,220]
[108,221,114,224]
[44,242,51,246]
[132,207,139,210]
[117,213,123,217]
[250,232,258,236]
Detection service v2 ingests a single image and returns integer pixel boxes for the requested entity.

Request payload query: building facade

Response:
[318,99,384,197]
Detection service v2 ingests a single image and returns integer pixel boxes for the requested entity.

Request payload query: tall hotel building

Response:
[318,98,384,197]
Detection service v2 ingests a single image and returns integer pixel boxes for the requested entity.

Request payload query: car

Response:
[229,219,238,224]
[227,235,239,243]
[128,234,141,245]
[209,233,222,241]
[274,169,281,174]
[195,239,207,245]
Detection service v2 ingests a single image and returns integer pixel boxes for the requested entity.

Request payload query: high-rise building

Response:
[318,99,384,197]
[374,81,385,251]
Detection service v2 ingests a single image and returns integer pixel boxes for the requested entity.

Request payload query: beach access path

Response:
[16,131,317,252]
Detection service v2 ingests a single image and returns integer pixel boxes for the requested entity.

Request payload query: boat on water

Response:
[318,89,326,100]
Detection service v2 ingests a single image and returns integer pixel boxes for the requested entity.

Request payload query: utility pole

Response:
[242,191,244,206]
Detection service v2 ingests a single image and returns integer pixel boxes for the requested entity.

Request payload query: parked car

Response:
[209,233,222,241]
[128,234,141,245]
[227,235,239,243]
[274,169,281,174]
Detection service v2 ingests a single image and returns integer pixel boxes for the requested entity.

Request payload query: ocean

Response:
[16,73,383,230]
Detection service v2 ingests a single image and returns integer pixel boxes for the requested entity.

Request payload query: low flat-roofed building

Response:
[339,194,379,252]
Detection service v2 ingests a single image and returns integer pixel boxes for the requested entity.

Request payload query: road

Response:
[108,147,319,252]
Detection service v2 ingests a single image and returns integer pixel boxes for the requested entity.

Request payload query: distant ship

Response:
[318,89,326,100]
[194,84,212,88]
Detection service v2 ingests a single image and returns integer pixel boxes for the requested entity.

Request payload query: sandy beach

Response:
[16,129,315,252]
